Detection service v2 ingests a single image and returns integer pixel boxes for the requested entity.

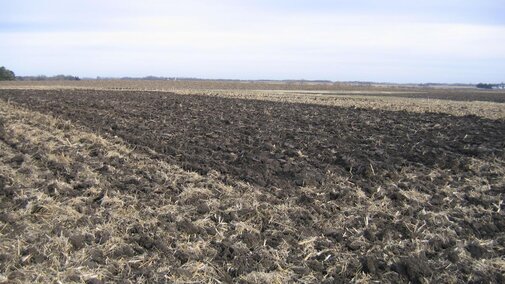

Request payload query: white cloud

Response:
[1,0,504,82]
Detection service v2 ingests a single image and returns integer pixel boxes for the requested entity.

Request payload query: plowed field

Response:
[0,88,504,283]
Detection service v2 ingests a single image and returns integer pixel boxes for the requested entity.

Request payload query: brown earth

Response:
[2,79,505,103]
[2,81,505,120]
[293,90,505,103]
[1,89,504,190]
[0,88,504,283]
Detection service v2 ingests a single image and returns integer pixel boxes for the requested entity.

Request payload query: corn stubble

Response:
[0,84,504,283]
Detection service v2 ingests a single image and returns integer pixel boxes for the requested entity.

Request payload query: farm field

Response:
[0,83,504,283]
[2,80,505,120]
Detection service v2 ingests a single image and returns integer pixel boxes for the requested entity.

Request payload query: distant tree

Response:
[0,66,15,81]
[53,74,80,81]
[476,83,494,89]
[16,74,80,81]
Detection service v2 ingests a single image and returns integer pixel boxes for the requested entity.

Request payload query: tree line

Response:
[0,66,15,81]
[0,66,80,81]
[17,75,80,81]
[476,83,504,89]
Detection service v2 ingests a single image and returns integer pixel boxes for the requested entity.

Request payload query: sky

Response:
[1,0,504,83]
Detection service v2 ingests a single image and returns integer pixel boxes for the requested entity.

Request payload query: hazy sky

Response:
[1,0,504,83]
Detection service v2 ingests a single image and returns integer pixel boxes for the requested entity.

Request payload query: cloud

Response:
[1,0,504,82]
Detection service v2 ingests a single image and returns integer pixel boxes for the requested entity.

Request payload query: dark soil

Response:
[1,89,503,190]
[302,89,505,103]
[1,89,504,283]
